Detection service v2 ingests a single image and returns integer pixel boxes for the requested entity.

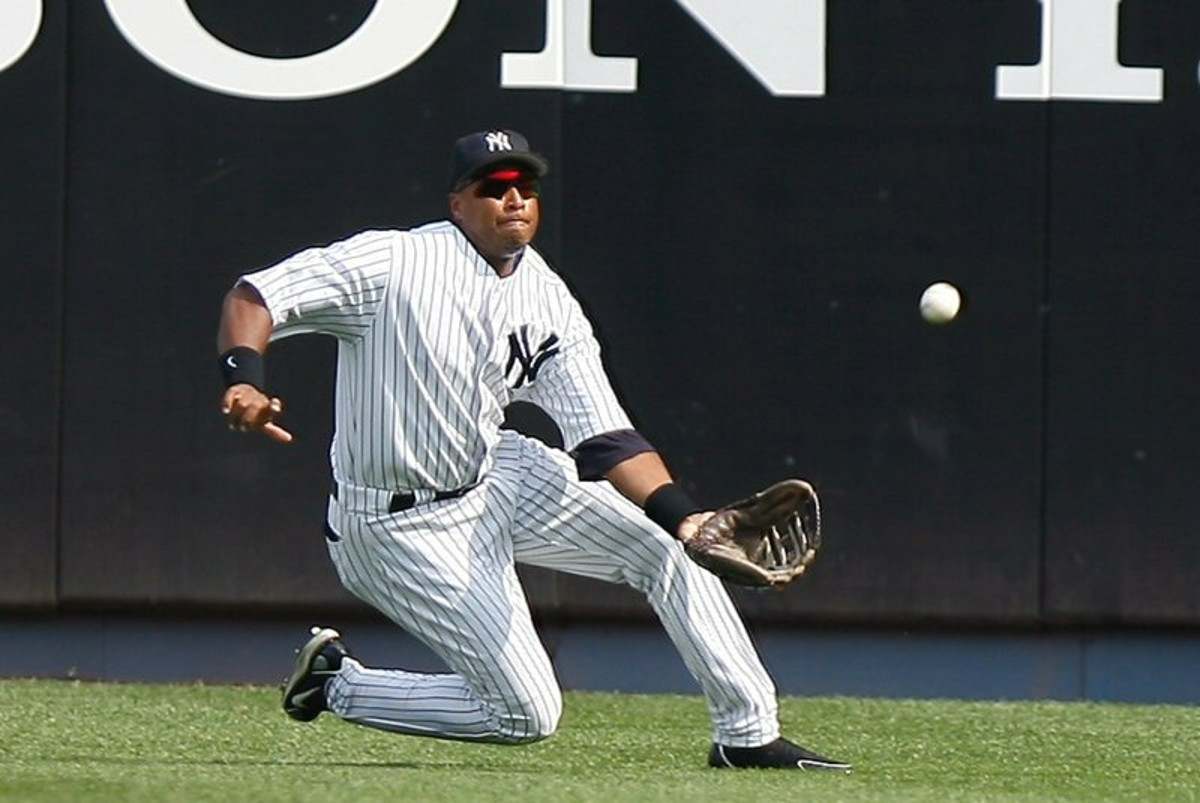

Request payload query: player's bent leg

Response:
[509,436,780,748]
[317,485,563,745]
[325,654,561,744]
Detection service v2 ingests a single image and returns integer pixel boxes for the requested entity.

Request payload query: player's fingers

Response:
[245,398,285,433]
[221,386,244,416]
[237,396,274,427]
[224,395,248,430]
[225,392,266,432]
[222,384,262,413]
[238,407,266,432]
[222,389,283,437]
[262,422,294,444]
[265,397,285,423]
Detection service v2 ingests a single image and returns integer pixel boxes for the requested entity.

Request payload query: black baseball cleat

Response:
[708,737,852,771]
[281,626,352,722]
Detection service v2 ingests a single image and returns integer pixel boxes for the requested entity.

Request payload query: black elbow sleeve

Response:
[570,429,656,480]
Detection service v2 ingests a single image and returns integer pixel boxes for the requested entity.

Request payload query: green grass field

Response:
[1,680,1197,802]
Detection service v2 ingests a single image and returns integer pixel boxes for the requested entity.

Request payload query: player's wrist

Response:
[644,483,702,538]
[220,346,266,392]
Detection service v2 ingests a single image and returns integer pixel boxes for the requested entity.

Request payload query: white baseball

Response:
[919,282,961,325]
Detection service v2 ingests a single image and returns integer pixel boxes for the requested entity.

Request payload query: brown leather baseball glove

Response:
[683,479,821,588]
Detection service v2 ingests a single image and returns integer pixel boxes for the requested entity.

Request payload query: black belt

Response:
[330,482,471,513]
[387,487,471,513]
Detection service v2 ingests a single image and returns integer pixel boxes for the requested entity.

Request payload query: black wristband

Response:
[643,483,702,536]
[220,346,266,391]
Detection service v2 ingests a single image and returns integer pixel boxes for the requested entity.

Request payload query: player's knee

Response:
[495,688,562,744]
[622,531,691,596]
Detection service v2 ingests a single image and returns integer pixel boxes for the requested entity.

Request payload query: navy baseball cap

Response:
[448,129,549,191]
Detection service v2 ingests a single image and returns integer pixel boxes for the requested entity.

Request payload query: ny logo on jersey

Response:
[506,324,560,389]
[485,131,513,152]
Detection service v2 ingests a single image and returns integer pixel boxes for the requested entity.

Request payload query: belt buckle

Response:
[388,492,418,514]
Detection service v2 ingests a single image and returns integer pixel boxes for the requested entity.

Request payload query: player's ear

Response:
[448,192,462,222]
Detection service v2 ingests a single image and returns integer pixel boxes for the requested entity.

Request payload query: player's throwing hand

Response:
[221,384,293,443]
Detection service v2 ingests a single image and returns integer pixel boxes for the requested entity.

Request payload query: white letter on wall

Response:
[501,0,825,96]
[674,0,824,96]
[0,0,42,74]
[103,0,457,100]
[501,0,637,91]
[997,0,1161,102]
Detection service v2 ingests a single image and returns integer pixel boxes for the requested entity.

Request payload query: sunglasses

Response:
[475,177,540,200]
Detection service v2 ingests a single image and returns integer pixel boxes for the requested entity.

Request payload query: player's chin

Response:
[497,221,535,247]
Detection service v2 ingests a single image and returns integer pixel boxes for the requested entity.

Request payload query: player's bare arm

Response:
[217,283,293,444]
[603,451,712,541]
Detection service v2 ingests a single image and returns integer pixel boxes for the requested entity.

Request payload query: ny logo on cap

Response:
[485,131,513,152]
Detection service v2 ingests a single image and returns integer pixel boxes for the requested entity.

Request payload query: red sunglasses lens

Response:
[476,178,540,200]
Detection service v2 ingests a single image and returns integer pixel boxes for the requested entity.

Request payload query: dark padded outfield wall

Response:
[0,1,1193,625]
[50,0,1043,619]
[0,2,64,607]
[1043,3,1200,625]
[550,0,1046,623]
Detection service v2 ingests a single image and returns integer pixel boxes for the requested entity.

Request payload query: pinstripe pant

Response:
[323,431,779,746]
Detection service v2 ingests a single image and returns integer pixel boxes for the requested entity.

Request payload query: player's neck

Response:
[489,253,520,278]
[452,222,525,278]
[476,245,524,278]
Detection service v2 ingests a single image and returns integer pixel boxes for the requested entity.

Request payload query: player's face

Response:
[450,170,541,265]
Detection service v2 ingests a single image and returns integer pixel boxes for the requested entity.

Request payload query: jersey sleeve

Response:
[237,230,396,341]
[514,293,635,452]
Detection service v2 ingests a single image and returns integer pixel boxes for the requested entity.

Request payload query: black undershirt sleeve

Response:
[570,428,656,480]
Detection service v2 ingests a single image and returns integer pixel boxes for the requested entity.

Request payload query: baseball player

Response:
[216,129,849,771]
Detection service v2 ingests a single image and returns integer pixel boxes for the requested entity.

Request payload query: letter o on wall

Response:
[0,1,42,74]
[103,0,458,100]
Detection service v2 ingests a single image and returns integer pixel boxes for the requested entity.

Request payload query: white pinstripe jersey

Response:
[239,221,633,493]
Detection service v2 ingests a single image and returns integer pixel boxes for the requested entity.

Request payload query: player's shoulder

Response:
[392,220,481,260]
[515,247,589,325]
[304,228,403,264]
[330,228,403,249]
[521,246,573,294]
[403,219,459,244]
